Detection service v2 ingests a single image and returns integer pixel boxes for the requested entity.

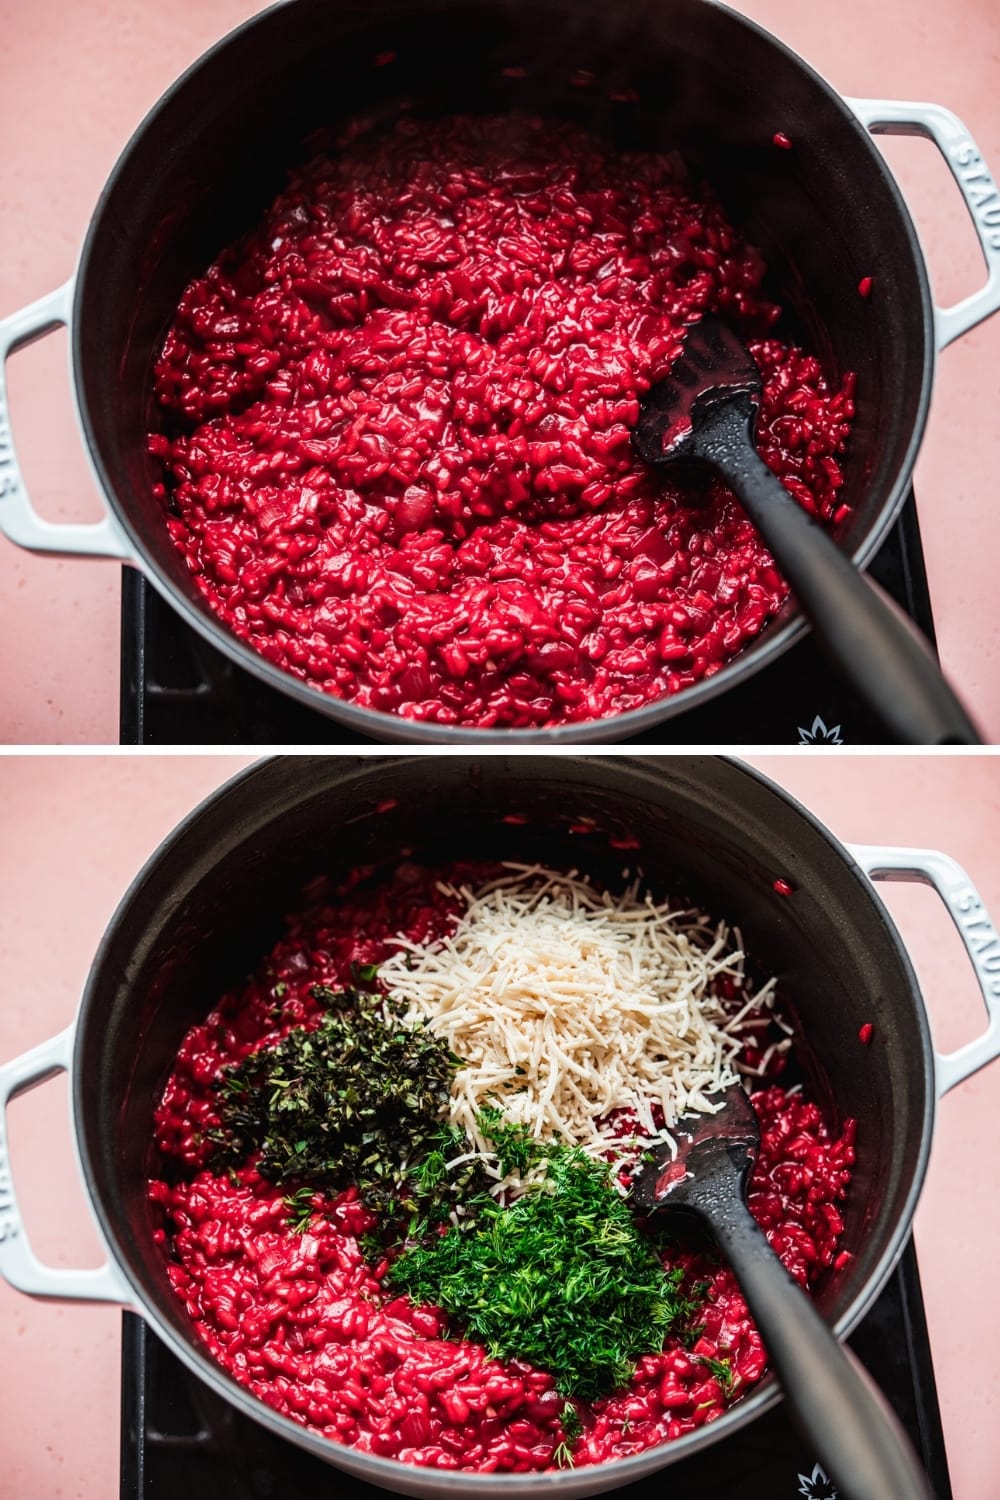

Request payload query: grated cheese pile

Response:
[379,864,784,1193]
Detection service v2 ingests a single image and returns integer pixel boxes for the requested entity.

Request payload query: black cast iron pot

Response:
[1,1,999,742]
[1,755,998,1494]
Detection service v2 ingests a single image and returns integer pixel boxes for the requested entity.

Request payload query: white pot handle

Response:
[0,1023,128,1302]
[846,98,1000,351]
[0,281,131,559]
[850,844,1000,1097]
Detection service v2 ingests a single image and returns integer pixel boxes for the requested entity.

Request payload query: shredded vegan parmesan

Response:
[379,864,781,1191]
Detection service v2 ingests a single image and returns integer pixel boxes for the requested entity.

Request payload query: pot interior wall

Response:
[76,756,930,1421]
[75,0,929,690]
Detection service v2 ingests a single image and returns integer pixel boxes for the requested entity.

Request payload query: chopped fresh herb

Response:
[560,1402,583,1442]
[283,1185,316,1234]
[698,1354,734,1395]
[359,1230,385,1264]
[388,1124,697,1400]
[210,987,483,1228]
[553,1442,575,1469]
[273,981,287,999]
[308,982,351,1008]
[214,1017,712,1402]
[476,1104,544,1175]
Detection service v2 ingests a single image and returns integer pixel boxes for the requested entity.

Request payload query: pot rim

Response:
[70,754,937,1494]
[68,0,937,744]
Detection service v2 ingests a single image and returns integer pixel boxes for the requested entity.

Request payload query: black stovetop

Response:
[119,1237,951,1500]
[119,494,934,745]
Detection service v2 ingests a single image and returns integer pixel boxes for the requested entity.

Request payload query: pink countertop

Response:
[1,752,998,1497]
[1,0,999,743]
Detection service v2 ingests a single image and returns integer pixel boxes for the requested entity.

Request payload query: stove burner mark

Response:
[797,1462,839,1498]
[797,715,844,745]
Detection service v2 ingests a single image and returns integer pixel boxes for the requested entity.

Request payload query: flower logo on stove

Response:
[797,715,844,746]
[796,1462,839,1499]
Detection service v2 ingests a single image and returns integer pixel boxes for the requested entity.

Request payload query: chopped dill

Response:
[553,1441,575,1469]
[388,1122,698,1400]
[560,1402,583,1442]
[698,1354,734,1395]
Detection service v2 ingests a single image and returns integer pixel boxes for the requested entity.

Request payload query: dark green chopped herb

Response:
[283,1185,317,1234]
[308,982,351,1009]
[210,986,483,1228]
[359,1230,385,1264]
[387,1123,697,1401]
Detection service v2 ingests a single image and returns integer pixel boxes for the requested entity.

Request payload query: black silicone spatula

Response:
[633,316,980,744]
[630,1084,935,1500]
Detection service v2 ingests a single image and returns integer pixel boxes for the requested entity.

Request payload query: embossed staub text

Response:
[954,885,1000,998]
[0,392,17,502]
[0,1134,19,1243]
[952,139,1000,252]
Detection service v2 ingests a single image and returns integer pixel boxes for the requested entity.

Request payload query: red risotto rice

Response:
[150,862,856,1472]
[149,114,855,728]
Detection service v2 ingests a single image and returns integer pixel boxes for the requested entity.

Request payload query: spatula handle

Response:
[697,403,980,744]
[709,1200,935,1500]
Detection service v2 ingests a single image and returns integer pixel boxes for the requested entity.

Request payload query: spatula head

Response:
[629,1082,760,1216]
[632,314,763,467]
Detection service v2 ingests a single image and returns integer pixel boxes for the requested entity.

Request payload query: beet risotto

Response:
[150,114,856,728]
[150,861,856,1473]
